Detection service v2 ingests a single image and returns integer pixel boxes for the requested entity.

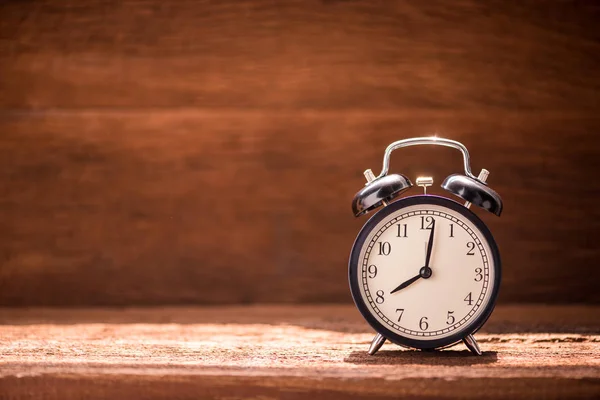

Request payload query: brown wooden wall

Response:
[1,0,599,306]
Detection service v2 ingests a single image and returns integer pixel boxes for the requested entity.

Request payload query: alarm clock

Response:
[349,137,503,356]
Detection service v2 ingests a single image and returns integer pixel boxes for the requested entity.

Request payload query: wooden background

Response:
[0,0,599,306]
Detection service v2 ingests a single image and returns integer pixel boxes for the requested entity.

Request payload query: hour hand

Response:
[390,274,421,294]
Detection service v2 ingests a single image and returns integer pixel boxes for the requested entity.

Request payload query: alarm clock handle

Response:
[373,136,503,216]
[375,136,478,181]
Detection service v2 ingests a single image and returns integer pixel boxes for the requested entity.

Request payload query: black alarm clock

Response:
[349,137,503,356]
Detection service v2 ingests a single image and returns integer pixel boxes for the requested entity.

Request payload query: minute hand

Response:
[424,218,436,268]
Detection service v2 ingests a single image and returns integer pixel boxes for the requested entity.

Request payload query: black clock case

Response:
[348,195,502,351]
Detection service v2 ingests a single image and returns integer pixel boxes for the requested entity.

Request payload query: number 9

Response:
[368,265,377,279]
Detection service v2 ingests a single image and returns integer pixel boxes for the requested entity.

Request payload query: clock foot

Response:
[368,333,386,355]
[463,334,482,356]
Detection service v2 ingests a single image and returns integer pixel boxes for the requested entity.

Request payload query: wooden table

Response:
[1,305,599,399]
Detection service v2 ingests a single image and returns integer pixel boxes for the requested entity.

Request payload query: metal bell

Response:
[352,174,413,217]
[442,174,503,216]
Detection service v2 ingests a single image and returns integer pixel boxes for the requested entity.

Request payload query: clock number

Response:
[367,265,377,279]
[449,224,454,237]
[466,242,476,255]
[375,290,385,304]
[474,267,483,282]
[396,224,407,238]
[464,292,473,306]
[395,308,404,322]
[419,316,429,331]
[446,311,455,325]
[378,241,391,256]
[420,216,434,230]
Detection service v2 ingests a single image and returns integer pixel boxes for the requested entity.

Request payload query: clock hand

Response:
[424,218,436,268]
[391,220,436,295]
[390,274,421,294]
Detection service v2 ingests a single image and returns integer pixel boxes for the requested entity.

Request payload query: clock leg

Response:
[463,334,482,356]
[368,333,387,355]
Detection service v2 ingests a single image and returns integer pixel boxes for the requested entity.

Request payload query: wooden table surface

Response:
[1,305,599,399]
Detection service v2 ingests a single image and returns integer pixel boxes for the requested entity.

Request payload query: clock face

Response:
[349,195,501,349]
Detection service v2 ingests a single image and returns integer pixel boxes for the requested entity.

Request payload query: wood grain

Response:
[3,376,599,400]
[1,112,599,305]
[0,305,599,399]
[0,0,598,111]
[0,0,599,305]
[1,304,599,333]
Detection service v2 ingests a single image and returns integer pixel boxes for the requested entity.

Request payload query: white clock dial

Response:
[357,202,496,341]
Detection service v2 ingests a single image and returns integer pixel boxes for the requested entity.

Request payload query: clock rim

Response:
[348,195,502,350]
